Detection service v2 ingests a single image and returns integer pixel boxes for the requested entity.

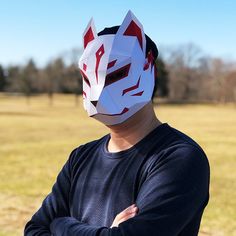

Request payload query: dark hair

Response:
[98,26,158,60]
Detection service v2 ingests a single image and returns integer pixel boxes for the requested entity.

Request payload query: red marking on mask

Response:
[84,27,94,49]
[124,20,143,50]
[83,91,87,98]
[80,69,90,87]
[122,77,140,96]
[107,60,117,69]
[83,63,87,71]
[131,91,144,96]
[120,107,129,114]
[143,62,149,70]
[144,50,155,71]
[92,107,129,117]
[95,45,105,83]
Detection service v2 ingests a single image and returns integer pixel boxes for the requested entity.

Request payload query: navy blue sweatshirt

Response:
[24,123,210,236]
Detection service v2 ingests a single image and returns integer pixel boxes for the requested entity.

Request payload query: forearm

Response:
[24,149,78,235]
[50,217,115,236]
[24,221,51,236]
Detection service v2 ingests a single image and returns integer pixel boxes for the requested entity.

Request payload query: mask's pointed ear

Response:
[83,18,97,49]
[116,10,146,53]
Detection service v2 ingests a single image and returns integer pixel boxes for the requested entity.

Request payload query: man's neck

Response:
[106,102,162,152]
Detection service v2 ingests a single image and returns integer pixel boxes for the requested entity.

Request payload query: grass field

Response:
[0,94,235,236]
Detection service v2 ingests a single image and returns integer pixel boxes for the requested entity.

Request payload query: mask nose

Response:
[91,100,98,107]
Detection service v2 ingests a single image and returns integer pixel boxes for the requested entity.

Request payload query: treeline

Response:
[0,44,235,103]
[163,44,236,103]
[0,57,82,105]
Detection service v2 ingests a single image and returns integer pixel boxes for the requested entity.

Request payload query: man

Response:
[24,11,210,236]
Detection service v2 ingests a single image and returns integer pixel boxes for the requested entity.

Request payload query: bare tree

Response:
[223,71,236,103]
[20,59,38,104]
[0,65,6,91]
[68,48,83,106]
[6,66,21,93]
[166,43,206,101]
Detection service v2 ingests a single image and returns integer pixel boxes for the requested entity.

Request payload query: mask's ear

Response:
[83,18,97,49]
[116,10,146,53]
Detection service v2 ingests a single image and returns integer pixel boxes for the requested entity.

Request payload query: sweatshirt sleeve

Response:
[24,148,79,236]
[49,145,210,236]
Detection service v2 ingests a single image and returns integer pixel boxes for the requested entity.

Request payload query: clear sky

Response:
[1,0,236,67]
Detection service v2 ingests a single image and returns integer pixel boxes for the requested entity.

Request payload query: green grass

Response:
[0,94,235,235]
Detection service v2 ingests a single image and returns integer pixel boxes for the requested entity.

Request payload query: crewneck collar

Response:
[102,123,171,159]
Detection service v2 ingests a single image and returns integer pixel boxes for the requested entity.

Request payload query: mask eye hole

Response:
[80,70,91,87]
[105,63,131,87]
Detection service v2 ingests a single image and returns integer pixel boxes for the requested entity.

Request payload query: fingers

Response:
[118,211,137,222]
[110,204,139,228]
[117,204,138,221]
[125,204,137,211]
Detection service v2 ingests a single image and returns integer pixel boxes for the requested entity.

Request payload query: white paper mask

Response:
[78,10,156,125]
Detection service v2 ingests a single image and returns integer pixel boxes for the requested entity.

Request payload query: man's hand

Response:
[110,204,139,228]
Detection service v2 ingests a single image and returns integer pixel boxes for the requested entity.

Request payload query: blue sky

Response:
[1,0,236,67]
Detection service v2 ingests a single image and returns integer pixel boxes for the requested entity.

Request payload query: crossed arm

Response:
[24,146,209,236]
